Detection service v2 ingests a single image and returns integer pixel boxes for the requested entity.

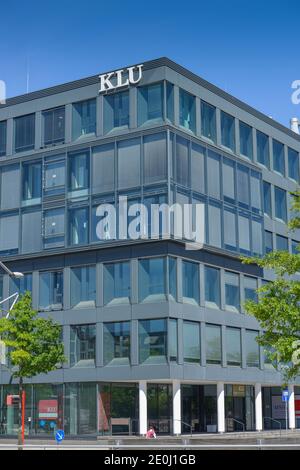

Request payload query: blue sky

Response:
[1,0,299,128]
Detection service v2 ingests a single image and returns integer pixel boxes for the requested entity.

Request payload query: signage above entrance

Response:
[99,64,143,93]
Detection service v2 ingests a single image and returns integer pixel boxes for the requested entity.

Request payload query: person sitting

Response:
[146,426,157,439]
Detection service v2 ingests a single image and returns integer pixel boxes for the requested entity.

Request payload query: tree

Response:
[243,190,300,384]
[0,292,65,446]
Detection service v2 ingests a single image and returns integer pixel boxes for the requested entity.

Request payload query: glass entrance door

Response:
[147,384,172,434]
[225,384,255,431]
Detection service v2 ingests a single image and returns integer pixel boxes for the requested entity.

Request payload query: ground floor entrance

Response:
[0,382,299,436]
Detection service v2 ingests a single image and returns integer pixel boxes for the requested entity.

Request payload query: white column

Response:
[139,381,147,436]
[217,382,225,433]
[173,380,181,435]
[288,385,296,430]
[255,383,263,431]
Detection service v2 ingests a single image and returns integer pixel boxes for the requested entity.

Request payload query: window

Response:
[14,114,35,153]
[237,165,250,207]
[183,321,200,363]
[43,107,65,146]
[208,203,222,248]
[169,257,177,301]
[166,82,174,122]
[39,271,63,310]
[138,83,163,126]
[21,210,42,254]
[70,266,96,308]
[201,101,216,142]
[104,321,130,365]
[68,151,89,194]
[169,319,178,362]
[252,218,263,256]
[257,131,269,167]
[245,330,260,367]
[0,276,3,301]
[179,89,196,133]
[44,158,65,196]
[239,121,253,159]
[70,324,96,368]
[175,136,189,186]
[10,273,32,306]
[69,207,89,246]
[265,230,273,254]
[292,240,299,254]
[0,121,6,156]
[1,165,20,210]
[274,187,287,221]
[117,138,140,189]
[44,208,65,248]
[191,143,205,194]
[182,260,199,304]
[206,324,222,365]
[104,92,129,133]
[207,151,221,199]
[92,144,114,194]
[226,327,241,366]
[104,261,131,305]
[276,234,288,251]
[225,271,240,312]
[238,213,251,254]
[221,111,235,151]
[22,161,42,203]
[250,171,261,212]
[0,213,19,255]
[263,181,271,217]
[139,257,166,302]
[144,133,167,184]
[224,208,237,251]
[223,158,235,203]
[139,319,167,364]
[288,148,299,182]
[273,140,285,175]
[205,266,220,308]
[72,99,96,139]
[244,276,257,302]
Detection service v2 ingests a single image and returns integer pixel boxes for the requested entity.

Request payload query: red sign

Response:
[38,400,58,420]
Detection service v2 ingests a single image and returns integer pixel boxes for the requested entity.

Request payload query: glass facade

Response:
[103,321,130,365]
[138,83,163,126]
[104,92,129,133]
[70,266,96,308]
[138,257,166,302]
[139,319,167,364]
[104,261,131,305]
[39,271,63,310]
[70,324,96,367]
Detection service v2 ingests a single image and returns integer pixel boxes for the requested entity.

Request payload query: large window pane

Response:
[273,140,285,175]
[70,324,96,367]
[39,271,63,310]
[274,187,287,222]
[208,203,222,248]
[104,92,129,133]
[276,234,288,251]
[144,133,167,184]
[44,208,65,248]
[201,101,216,142]
[103,321,130,365]
[179,89,196,133]
[175,136,189,186]
[139,319,167,364]
[92,144,114,194]
[206,324,222,365]
[223,158,235,202]
[72,99,96,139]
[250,171,261,212]
[257,131,269,167]
[14,114,35,153]
[239,121,253,159]
[207,151,220,199]
[226,327,241,366]
[138,83,163,126]
[182,260,199,305]
[224,208,237,251]
[0,121,7,156]
[252,219,263,256]
[237,165,249,207]
[139,258,166,302]
[183,321,200,363]
[10,273,32,307]
[238,213,250,254]
[0,214,19,254]
[118,138,140,189]
[245,330,260,367]
[166,82,174,122]
[21,210,42,254]
[288,148,299,182]
[43,107,65,146]
[225,271,240,312]
[104,262,131,305]
[169,257,177,301]
[191,143,205,194]
[70,266,96,308]
[44,158,65,196]
[244,276,257,302]
[263,181,271,217]
[265,230,273,254]
[205,266,220,308]
[221,111,235,151]
[169,319,178,362]
[68,151,89,194]
[1,165,20,210]
[22,161,42,203]
[69,207,89,246]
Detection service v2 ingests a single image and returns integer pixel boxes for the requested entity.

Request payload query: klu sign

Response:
[98,64,143,93]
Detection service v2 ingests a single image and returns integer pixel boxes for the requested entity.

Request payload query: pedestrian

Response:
[146,425,157,439]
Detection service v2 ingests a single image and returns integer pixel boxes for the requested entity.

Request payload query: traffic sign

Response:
[55,429,65,443]
[282,390,289,402]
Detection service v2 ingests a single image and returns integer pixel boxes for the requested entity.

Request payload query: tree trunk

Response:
[18,377,23,449]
